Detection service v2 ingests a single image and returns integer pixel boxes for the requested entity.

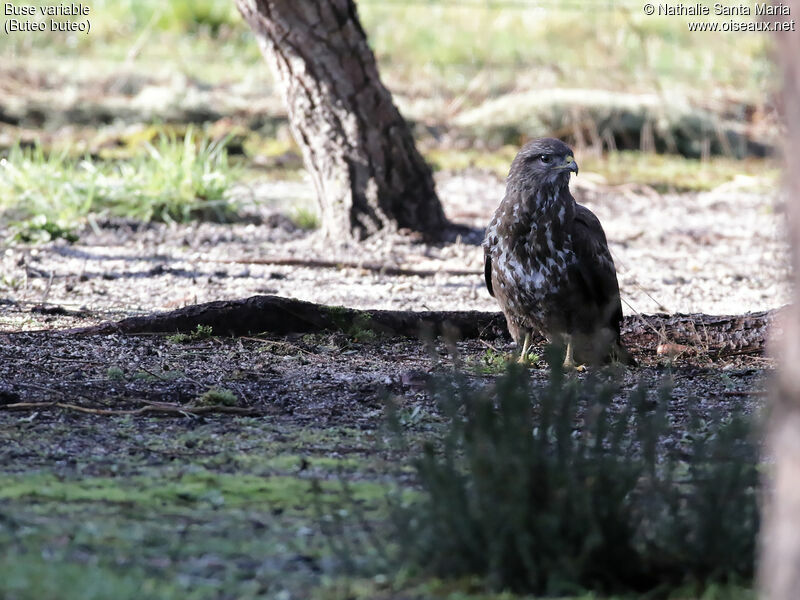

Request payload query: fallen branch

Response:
[624,310,777,357]
[55,294,778,357]
[205,256,479,278]
[64,294,509,340]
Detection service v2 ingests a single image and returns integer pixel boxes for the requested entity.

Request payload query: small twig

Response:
[41,271,54,305]
[621,296,667,343]
[14,382,68,398]
[203,256,479,279]
[479,339,503,353]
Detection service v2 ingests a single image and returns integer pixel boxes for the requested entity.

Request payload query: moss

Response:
[0,556,190,600]
[196,386,237,406]
[167,324,214,343]
[0,469,390,513]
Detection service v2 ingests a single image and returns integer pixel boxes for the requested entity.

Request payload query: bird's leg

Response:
[562,337,586,372]
[517,332,532,364]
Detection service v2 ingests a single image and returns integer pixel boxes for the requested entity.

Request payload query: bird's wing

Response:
[570,204,623,327]
[484,245,495,297]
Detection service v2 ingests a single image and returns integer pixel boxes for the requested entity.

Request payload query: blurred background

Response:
[0,0,788,321]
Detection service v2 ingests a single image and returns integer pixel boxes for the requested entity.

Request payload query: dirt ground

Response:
[0,169,780,599]
[0,324,768,598]
[0,170,789,329]
[0,167,783,449]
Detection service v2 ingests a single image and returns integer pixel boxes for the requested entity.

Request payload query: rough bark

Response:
[236,0,447,240]
[65,295,509,340]
[759,15,800,600]
[58,294,775,357]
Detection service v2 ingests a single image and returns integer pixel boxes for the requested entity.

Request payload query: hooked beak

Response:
[564,155,579,175]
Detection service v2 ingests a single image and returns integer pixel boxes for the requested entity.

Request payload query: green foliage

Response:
[290,206,321,231]
[579,151,779,193]
[426,147,778,193]
[6,0,771,102]
[8,214,79,244]
[158,0,240,35]
[384,352,759,595]
[358,0,771,100]
[348,312,378,343]
[0,131,239,239]
[106,366,125,381]
[167,324,215,343]
[466,348,540,375]
[197,387,238,407]
[111,129,239,223]
[85,0,241,35]
[0,556,184,600]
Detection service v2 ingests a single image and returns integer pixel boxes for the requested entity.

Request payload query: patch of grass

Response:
[0,131,239,239]
[157,0,241,35]
[426,147,779,192]
[322,306,380,342]
[167,324,215,343]
[426,146,518,174]
[382,352,759,595]
[0,274,23,290]
[0,469,392,524]
[359,0,771,100]
[466,348,514,375]
[347,312,379,343]
[106,366,125,381]
[290,206,321,231]
[580,151,781,193]
[3,0,772,100]
[197,386,237,406]
[0,462,395,600]
[0,555,188,600]
[8,214,80,244]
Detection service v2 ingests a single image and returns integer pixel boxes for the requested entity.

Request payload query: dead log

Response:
[61,294,776,356]
[65,295,509,340]
[623,310,777,357]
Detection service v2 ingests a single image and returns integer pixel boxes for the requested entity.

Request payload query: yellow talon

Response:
[561,339,586,372]
[517,332,532,365]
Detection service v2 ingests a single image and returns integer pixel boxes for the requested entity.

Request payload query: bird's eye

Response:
[539,154,551,164]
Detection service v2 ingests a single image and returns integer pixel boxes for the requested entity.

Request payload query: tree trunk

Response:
[759,15,800,600]
[236,0,448,241]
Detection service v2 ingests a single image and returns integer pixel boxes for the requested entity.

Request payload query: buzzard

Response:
[483,138,633,368]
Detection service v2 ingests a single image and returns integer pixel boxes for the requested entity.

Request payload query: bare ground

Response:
[0,169,781,599]
[0,170,789,328]
[0,169,783,428]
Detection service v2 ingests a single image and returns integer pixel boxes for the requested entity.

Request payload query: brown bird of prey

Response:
[483,138,634,368]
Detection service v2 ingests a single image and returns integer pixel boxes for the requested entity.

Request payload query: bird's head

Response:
[509,138,579,188]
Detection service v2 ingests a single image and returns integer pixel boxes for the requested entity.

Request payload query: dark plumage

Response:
[483,138,633,367]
